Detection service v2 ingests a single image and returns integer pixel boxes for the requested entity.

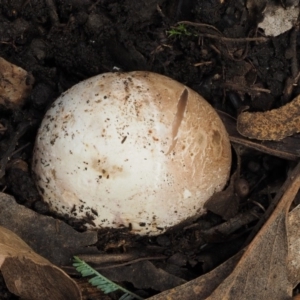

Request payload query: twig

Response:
[10,142,30,157]
[178,21,223,35]
[224,82,271,94]
[198,33,267,43]
[45,0,59,25]
[0,122,32,179]
[63,255,166,275]
[76,253,141,264]
[95,256,167,270]
[194,61,213,67]
[177,21,268,43]
[282,24,300,103]
[200,207,262,242]
[156,4,166,18]
[290,24,299,78]
[184,207,262,250]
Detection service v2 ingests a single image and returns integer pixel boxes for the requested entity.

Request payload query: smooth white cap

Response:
[33,72,231,235]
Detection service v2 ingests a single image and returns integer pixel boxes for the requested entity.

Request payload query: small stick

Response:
[224,82,271,94]
[45,0,59,25]
[0,122,31,178]
[95,256,167,270]
[177,21,268,43]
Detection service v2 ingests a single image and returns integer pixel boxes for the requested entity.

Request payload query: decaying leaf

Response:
[237,94,300,141]
[246,0,267,18]
[207,162,300,299]
[148,251,244,300]
[149,162,300,299]
[100,260,186,292]
[287,204,300,287]
[258,2,299,37]
[204,171,239,220]
[0,226,81,300]
[218,110,300,160]
[0,192,98,266]
[0,57,34,108]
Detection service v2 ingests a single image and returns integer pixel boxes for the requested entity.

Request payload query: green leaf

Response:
[73,256,144,300]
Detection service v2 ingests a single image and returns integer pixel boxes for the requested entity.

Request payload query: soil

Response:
[0,0,299,299]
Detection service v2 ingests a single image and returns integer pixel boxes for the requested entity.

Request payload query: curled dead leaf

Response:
[0,192,98,266]
[237,95,300,141]
[0,226,81,300]
[0,57,34,108]
[287,204,300,287]
[149,162,300,299]
[204,171,239,220]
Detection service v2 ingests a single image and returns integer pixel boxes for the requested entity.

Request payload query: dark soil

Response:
[0,0,299,299]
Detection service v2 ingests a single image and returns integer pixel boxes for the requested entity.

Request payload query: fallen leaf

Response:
[149,162,300,299]
[206,162,300,299]
[0,192,98,266]
[0,57,34,108]
[0,226,81,300]
[246,0,267,19]
[237,94,300,141]
[287,204,300,287]
[258,2,298,37]
[204,171,239,220]
[218,110,300,160]
[148,251,244,300]
[101,260,186,291]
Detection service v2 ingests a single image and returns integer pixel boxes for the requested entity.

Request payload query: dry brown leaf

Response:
[0,57,34,108]
[218,110,300,160]
[0,225,81,300]
[204,171,239,220]
[287,204,300,287]
[147,251,244,300]
[246,0,267,17]
[0,192,98,266]
[149,162,300,299]
[237,95,300,141]
[258,2,298,37]
[205,162,300,299]
[101,260,186,291]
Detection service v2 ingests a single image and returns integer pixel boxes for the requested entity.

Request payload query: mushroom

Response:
[32,71,231,235]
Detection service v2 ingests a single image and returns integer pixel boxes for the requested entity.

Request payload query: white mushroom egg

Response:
[32,71,231,235]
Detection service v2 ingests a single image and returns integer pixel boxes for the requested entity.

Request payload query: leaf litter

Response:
[0,193,98,266]
[1,1,300,299]
[149,162,300,299]
[0,226,81,300]
[237,94,300,141]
